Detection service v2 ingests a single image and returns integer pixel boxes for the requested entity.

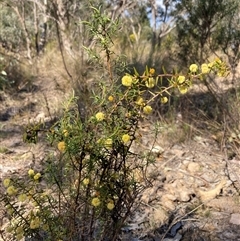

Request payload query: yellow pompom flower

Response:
[104,138,113,148]
[6,225,13,233]
[108,95,114,102]
[34,173,41,181]
[129,33,136,42]
[95,112,105,121]
[178,85,188,94]
[28,169,35,177]
[177,75,185,84]
[83,178,90,185]
[107,201,115,210]
[57,141,66,152]
[201,63,210,74]
[16,233,24,241]
[63,129,68,137]
[149,68,155,75]
[161,96,168,104]
[7,185,17,196]
[91,197,101,207]
[189,64,198,73]
[122,75,133,87]
[3,178,11,188]
[145,77,155,88]
[122,134,130,144]
[143,105,152,115]
[30,217,41,229]
[18,193,27,202]
[16,226,23,234]
[135,97,144,106]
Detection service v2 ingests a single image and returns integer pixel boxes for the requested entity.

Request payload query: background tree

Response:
[174,0,238,66]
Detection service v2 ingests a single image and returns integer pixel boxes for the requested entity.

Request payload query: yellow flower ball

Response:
[3,178,11,188]
[95,112,105,121]
[6,225,13,233]
[122,75,133,87]
[145,77,155,88]
[83,178,90,185]
[107,202,115,210]
[122,134,130,144]
[57,141,66,152]
[189,64,198,73]
[16,226,23,234]
[34,173,41,181]
[104,138,113,148]
[129,33,136,42]
[143,105,153,115]
[7,185,17,196]
[177,75,186,84]
[16,233,24,241]
[18,193,27,202]
[91,197,101,207]
[201,63,210,74]
[161,96,168,104]
[178,85,188,94]
[149,68,155,75]
[108,95,114,102]
[135,97,144,106]
[30,217,41,229]
[28,169,35,177]
[63,129,68,137]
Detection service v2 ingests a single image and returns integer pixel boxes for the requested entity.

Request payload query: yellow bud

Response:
[107,202,115,210]
[104,138,113,148]
[189,64,198,73]
[177,76,185,84]
[30,217,41,229]
[108,95,114,102]
[122,134,131,144]
[3,178,11,188]
[91,197,101,207]
[143,105,153,115]
[178,85,188,94]
[145,77,155,88]
[135,97,144,106]
[201,63,210,74]
[63,129,68,137]
[149,68,155,75]
[83,178,90,185]
[7,185,17,196]
[161,97,168,104]
[95,112,105,121]
[122,75,133,87]
[28,169,35,177]
[34,173,41,181]
[57,141,66,152]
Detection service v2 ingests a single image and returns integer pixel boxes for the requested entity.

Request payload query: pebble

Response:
[230,213,240,225]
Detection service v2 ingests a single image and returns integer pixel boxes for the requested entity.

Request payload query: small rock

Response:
[162,199,176,211]
[178,190,191,202]
[152,145,164,155]
[150,206,168,226]
[187,162,200,174]
[230,213,240,225]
